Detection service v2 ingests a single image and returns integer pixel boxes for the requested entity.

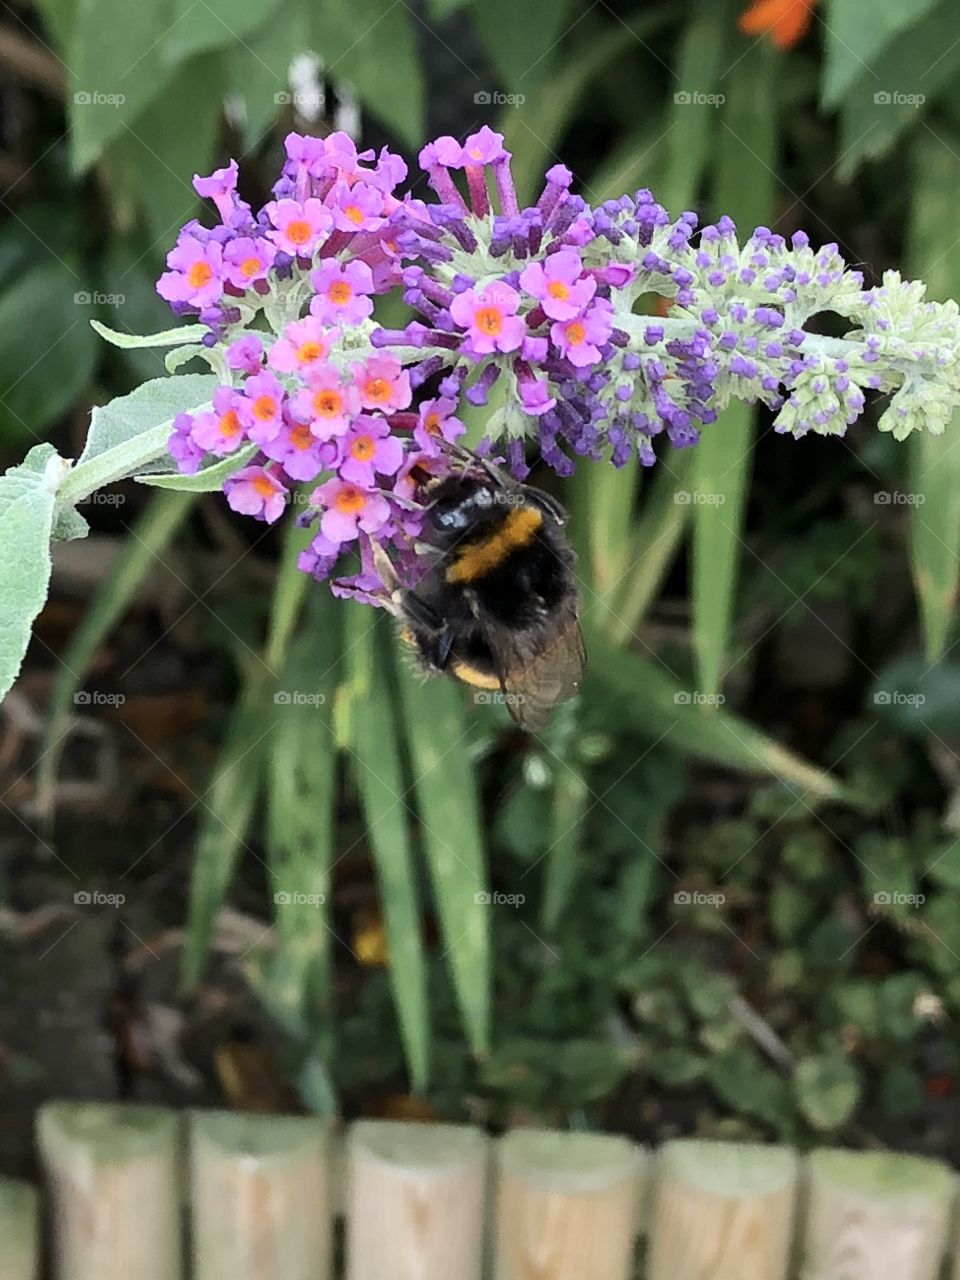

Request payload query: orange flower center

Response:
[424,413,442,435]
[187,260,213,288]
[313,389,343,417]
[350,434,375,461]
[364,377,390,403]
[218,409,241,437]
[253,474,278,497]
[547,280,570,300]
[335,485,366,514]
[252,395,277,421]
[328,280,353,305]
[240,256,262,278]
[565,321,586,346]
[296,340,324,364]
[286,220,312,246]
[289,424,313,451]
[344,205,364,225]
[474,306,503,336]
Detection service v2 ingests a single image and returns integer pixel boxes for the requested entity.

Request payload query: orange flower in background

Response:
[739,0,818,49]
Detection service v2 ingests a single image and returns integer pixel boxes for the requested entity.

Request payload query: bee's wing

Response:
[475,601,586,732]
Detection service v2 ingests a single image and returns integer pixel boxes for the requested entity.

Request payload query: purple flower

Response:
[157,234,224,309]
[268,317,338,376]
[310,259,376,325]
[191,387,247,455]
[551,299,613,367]
[449,283,526,355]
[264,198,332,256]
[519,249,596,320]
[291,366,359,438]
[338,415,404,486]
[314,477,391,545]
[222,237,276,291]
[225,466,287,523]
[330,181,386,233]
[414,396,466,454]
[352,355,411,412]
[262,419,337,482]
[239,371,286,444]
[226,334,264,374]
[460,127,506,167]
[168,412,205,474]
[193,160,242,224]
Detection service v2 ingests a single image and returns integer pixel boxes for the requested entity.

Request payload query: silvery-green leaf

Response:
[91,318,208,349]
[136,443,258,492]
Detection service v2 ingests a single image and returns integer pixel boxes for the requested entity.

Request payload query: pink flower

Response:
[264,198,332,256]
[157,235,223,308]
[330,181,386,233]
[551,299,613,368]
[338,415,404,486]
[262,419,338,482]
[418,136,464,169]
[291,367,359,438]
[268,317,339,375]
[519,249,596,321]
[414,396,466,454]
[239,371,286,443]
[168,412,204,474]
[224,466,287,524]
[449,282,525,355]
[226,334,264,374]
[222,236,276,290]
[193,160,239,223]
[351,355,411,412]
[190,387,247,455]
[309,259,376,325]
[460,127,506,167]
[298,530,342,579]
[314,477,391,545]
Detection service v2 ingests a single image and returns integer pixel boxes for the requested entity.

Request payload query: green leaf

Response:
[542,764,589,933]
[183,671,274,988]
[471,0,575,91]
[396,667,490,1055]
[59,373,217,505]
[310,0,424,147]
[0,263,97,444]
[136,445,258,491]
[907,127,960,663]
[343,612,430,1088]
[0,445,65,700]
[821,0,940,106]
[35,491,196,815]
[91,319,208,350]
[794,1053,862,1131]
[659,0,728,212]
[691,41,778,698]
[161,0,282,64]
[67,0,181,172]
[225,2,311,147]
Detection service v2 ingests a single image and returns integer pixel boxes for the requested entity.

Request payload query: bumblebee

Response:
[372,449,585,732]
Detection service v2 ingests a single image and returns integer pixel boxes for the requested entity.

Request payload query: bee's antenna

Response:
[442,439,519,489]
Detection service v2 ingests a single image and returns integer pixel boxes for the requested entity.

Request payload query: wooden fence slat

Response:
[495,1129,644,1280]
[647,1139,797,1280]
[345,1120,488,1280]
[190,1111,331,1280]
[802,1149,954,1280]
[37,1102,182,1280]
[0,1178,39,1279]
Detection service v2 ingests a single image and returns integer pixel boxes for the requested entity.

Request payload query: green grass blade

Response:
[907,127,960,662]
[395,664,490,1055]
[181,667,274,988]
[691,39,779,697]
[659,0,729,213]
[341,610,430,1089]
[542,763,590,932]
[36,490,195,816]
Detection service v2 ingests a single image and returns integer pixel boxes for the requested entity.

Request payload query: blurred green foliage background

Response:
[4,0,960,1151]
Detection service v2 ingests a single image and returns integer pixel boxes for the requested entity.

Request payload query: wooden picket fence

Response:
[0,1102,956,1279]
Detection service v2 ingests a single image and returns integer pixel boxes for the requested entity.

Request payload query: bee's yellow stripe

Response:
[445,507,543,584]
[450,660,501,690]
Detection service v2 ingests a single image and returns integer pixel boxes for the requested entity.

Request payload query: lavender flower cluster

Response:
[157,128,960,602]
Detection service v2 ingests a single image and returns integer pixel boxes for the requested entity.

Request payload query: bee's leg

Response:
[368,539,455,670]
